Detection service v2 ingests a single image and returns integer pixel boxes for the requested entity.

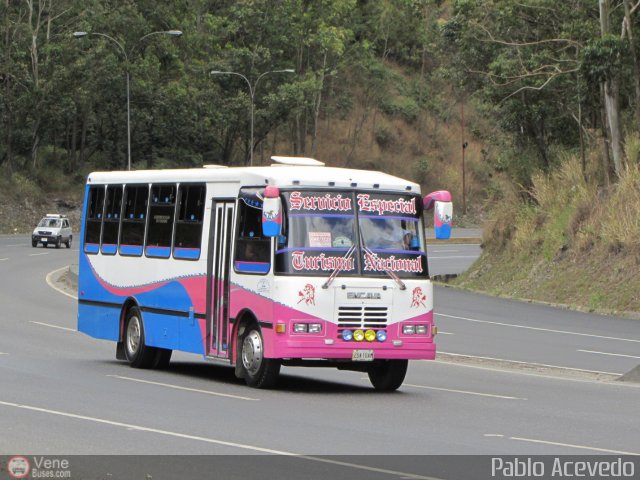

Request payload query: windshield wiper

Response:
[361,245,407,290]
[357,222,406,290]
[321,244,356,289]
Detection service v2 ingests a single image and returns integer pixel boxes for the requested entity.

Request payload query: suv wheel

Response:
[65,235,72,248]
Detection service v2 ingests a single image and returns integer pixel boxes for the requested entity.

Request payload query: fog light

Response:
[294,323,308,333]
[342,329,353,341]
[376,330,387,342]
[416,325,428,335]
[353,329,365,342]
[364,329,376,342]
[403,325,416,335]
[308,323,322,333]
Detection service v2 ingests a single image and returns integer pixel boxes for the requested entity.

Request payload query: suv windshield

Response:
[275,190,428,278]
[38,218,61,228]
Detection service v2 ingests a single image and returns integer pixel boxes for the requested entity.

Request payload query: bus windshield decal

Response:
[288,191,353,212]
[291,251,356,272]
[357,193,417,216]
[363,252,423,273]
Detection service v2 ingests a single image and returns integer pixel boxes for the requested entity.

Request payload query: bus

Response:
[77,156,450,390]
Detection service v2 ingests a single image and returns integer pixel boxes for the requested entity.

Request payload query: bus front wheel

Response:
[241,327,280,389]
[367,360,408,391]
[124,307,157,369]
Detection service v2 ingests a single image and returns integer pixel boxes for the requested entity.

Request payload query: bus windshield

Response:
[275,190,428,278]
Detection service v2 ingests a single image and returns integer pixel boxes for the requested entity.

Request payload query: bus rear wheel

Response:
[241,327,280,389]
[367,360,408,391]
[124,307,157,369]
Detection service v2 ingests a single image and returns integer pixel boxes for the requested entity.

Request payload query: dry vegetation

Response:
[456,143,640,317]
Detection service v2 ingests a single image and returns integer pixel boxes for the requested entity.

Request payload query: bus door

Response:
[206,200,234,358]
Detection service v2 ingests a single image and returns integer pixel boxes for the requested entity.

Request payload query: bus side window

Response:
[84,186,105,254]
[146,184,177,259]
[234,190,270,274]
[120,185,149,256]
[101,185,123,255]
[173,184,205,260]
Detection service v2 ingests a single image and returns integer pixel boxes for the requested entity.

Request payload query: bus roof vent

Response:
[203,164,228,169]
[270,156,325,167]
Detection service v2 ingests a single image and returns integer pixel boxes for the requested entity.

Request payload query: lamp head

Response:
[73,31,88,38]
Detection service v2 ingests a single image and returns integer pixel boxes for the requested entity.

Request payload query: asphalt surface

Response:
[1,234,639,474]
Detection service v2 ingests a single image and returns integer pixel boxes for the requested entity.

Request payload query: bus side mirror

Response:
[423,190,453,240]
[262,186,282,237]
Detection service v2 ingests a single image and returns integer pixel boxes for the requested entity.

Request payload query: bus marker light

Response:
[353,329,365,342]
[376,330,387,342]
[432,326,438,336]
[276,323,286,334]
[342,330,353,341]
[393,340,403,347]
[364,329,376,342]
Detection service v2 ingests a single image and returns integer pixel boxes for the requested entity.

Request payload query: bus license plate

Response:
[352,349,374,362]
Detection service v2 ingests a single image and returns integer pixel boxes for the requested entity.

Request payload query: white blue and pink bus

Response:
[77,156,450,390]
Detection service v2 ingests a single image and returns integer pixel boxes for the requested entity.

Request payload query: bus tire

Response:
[367,360,408,391]
[124,307,157,369]
[241,327,280,389]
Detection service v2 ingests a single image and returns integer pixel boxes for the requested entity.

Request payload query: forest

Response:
[3,0,640,312]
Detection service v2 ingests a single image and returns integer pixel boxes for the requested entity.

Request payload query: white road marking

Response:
[404,383,526,400]
[507,436,640,456]
[431,358,640,388]
[429,255,478,260]
[6,244,25,247]
[439,351,623,375]
[29,252,49,257]
[0,258,8,261]
[577,349,640,359]
[107,375,259,401]
[30,321,76,332]
[428,249,461,253]
[437,331,454,335]
[483,434,504,438]
[437,313,640,343]
[46,266,77,300]
[0,399,440,480]
[0,352,8,356]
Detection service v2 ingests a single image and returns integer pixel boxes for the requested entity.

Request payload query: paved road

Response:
[1,234,639,471]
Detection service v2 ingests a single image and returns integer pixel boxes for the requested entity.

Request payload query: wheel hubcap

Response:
[242,330,263,375]
[126,316,141,356]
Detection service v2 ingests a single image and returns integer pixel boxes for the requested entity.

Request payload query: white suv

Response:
[32,214,73,248]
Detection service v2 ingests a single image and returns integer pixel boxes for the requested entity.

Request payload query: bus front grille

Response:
[337,306,388,332]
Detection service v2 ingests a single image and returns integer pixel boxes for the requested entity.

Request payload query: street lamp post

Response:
[210,68,294,166]
[73,30,182,170]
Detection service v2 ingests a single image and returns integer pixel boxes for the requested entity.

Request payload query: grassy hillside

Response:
[454,151,640,318]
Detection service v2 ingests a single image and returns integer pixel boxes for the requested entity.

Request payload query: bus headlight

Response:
[415,325,428,335]
[293,323,308,333]
[364,329,376,342]
[403,325,416,335]
[308,323,322,333]
[342,329,353,341]
[353,329,365,342]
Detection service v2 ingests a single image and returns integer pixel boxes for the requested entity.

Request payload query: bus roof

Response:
[86,164,421,193]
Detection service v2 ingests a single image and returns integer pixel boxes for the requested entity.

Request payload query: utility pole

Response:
[461,102,467,215]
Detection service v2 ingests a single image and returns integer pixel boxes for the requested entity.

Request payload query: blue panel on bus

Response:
[101,244,117,255]
[234,261,270,274]
[84,243,99,254]
[119,245,143,256]
[173,248,201,260]
[146,246,171,258]
[77,303,120,341]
